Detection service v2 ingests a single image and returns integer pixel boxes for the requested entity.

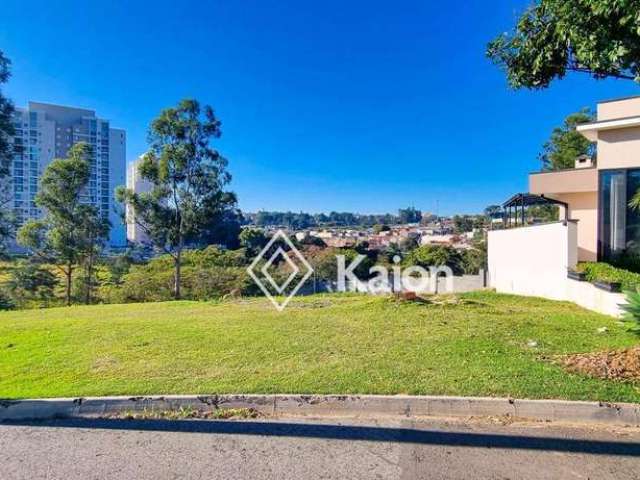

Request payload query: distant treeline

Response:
[246,207,425,229]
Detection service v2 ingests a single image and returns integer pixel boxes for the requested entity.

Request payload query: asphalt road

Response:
[1,415,640,479]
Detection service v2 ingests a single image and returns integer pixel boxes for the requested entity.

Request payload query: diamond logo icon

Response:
[247,229,314,311]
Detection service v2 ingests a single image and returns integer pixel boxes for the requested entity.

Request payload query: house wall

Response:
[597,126,640,170]
[529,168,597,194]
[488,221,577,301]
[566,280,626,318]
[488,221,626,317]
[554,192,598,262]
[529,169,599,261]
[597,96,640,121]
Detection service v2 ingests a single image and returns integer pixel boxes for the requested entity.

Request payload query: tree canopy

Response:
[540,109,596,170]
[483,205,502,218]
[487,0,640,89]
[18,143,109,305]
[0,50,15,250]
[116,99,236,299]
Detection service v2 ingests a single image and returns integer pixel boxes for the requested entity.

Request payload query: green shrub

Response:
[577,262,640,291]
[403,245,465,275]
[596,250,640,273]
[96,283,128,304]
[6,260,59,308]
[116,246,253,302]
[0,289,15,310]
[306,247,374,281]
[621,289,640,334]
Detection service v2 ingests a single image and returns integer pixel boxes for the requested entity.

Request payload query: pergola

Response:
[501,193,568,228]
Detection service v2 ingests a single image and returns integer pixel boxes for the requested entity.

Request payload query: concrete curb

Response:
[1,395,639,426]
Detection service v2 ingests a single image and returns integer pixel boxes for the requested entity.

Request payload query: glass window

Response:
[599,169,640,259]
[626,170,640,254]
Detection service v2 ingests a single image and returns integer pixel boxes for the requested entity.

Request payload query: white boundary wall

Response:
[488,221,626,317]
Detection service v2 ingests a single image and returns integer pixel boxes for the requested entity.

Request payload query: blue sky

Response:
[1,1,639,215]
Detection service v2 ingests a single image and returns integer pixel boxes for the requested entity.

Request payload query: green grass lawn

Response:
[1,291,639,401]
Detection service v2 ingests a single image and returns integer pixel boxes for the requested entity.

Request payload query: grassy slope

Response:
[0,292,639,401]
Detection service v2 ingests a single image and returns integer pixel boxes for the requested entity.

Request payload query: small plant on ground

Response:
[621,289,640,334]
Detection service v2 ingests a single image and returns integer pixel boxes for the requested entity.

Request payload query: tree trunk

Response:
[84,256,93,305]
[65,267,73,306]
[174,251,181,300]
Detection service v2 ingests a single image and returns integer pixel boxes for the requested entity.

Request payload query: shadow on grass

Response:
[2,417,640,456]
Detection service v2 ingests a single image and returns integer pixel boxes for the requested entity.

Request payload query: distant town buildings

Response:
[125,156,152,245]
[288,219,480,251]
[9,102,126,247]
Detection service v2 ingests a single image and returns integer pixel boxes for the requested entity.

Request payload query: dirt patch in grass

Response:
[560,346,640,381]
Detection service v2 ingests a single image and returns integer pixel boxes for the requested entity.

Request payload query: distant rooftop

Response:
[27,101,95,118]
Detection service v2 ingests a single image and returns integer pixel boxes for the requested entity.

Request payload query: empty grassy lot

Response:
[0,292,639,401]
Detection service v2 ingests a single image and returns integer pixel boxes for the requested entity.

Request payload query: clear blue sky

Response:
[1,0,638,215]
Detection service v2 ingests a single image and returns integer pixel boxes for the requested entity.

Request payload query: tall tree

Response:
[487,0,640,89]
[116,99,236,299]
[17,143,109,305]
[0,50,16,250]
[540,109,596,170]
[398,207,422,224]
[76,204,110,304]
[196,202,242,249]
[483,205,502,218]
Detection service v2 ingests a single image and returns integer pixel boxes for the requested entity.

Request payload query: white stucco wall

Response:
[488,222,577,301]
[566,279,626,317]
[488,221,627,317]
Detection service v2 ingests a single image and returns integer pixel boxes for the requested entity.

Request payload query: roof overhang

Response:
[529,167,598,195]
[501,193,568,209]
[576,116,640,141]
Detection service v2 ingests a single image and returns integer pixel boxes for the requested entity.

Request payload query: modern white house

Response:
[529,95,640,262]
[488,95,640,316]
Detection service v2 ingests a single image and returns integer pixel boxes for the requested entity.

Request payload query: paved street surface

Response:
[1,415,640,479]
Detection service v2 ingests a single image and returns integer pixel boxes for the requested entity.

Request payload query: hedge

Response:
[577,262,640,291]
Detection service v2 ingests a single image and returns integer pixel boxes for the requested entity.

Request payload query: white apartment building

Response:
[10,102,126,247]
[126,155,152,245]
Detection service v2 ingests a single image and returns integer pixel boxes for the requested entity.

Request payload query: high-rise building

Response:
[126,155,152,245]
[9,102,126,247]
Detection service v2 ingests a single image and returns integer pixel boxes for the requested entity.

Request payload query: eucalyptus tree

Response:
[18,143,109,305]
[0,50,16,250]
[116,99,236,299]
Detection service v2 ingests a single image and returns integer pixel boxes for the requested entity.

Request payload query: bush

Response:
[116,246,253,302]
[403,245,465,275]
[461,248,486,275]
[622,289,640,334]
[119,265,252,303]
[607,251,640,274]
[6,260,58,308]
[305,247,374,281]
[577,262,640,291]
[102,253,136,285]
[0,289,15,310]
